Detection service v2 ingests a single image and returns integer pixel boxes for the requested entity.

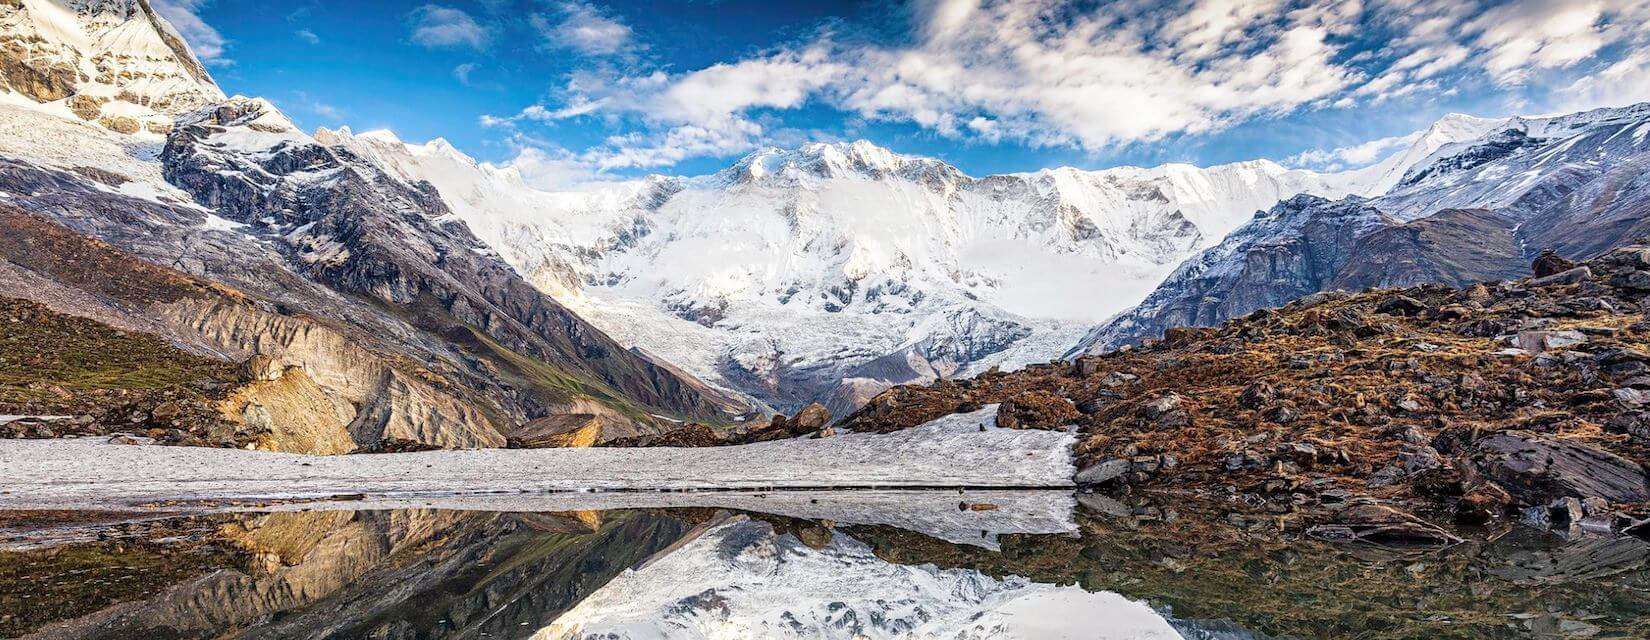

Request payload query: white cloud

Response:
[453,62,477,85]
[295,29,320,45]
[535,2,632,56]
[151,0,231,66]
[408,4,489,50]
[502,0,1650,170]
[503,146,609,190]
[1286,132,1422,170]
[1558,51,1650,114]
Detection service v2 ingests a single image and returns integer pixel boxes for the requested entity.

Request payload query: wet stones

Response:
[1308,503,1462,546]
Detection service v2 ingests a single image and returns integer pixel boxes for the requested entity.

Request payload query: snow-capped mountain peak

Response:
[0,0,224,133]
[720,139,965,185]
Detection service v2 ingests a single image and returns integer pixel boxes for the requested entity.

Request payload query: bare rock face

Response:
[160,98,745,430]
[1475,432,1650,505]
[221,365,356,455]
[0,42,80,103]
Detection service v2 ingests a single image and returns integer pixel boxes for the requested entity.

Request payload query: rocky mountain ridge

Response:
[0,92,751,450]
[1077,102,1650,354]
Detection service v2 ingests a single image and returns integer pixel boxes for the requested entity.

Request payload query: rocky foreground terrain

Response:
[842,246,1650,542]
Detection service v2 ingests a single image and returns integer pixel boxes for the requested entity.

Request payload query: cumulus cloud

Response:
[535,2,633,56]
[408,4,489,50]
[498,0,1650,170]
[1558,51,1650,114]
[1286,132,1422,170]
[294,29,320,45]
[151,0,231,66]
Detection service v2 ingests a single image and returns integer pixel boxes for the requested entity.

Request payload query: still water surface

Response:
[2,491,1646,639]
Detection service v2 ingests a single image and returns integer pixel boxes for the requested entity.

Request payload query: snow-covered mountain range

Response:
[3,0,1645,428]
[319,118,1495,414]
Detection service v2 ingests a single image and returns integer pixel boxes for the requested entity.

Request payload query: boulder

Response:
[1074,458,1131,485]
[790,402,832,432]
[1532,249,1581,278]
[1375,296,1426,316]
[1514,330,1586,353]
[1475,431,1650,505]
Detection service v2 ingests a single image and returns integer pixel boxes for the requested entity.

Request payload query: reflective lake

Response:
[2,491,1647,639]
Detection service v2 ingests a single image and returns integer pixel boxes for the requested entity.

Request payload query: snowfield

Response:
[0,406,1076,508]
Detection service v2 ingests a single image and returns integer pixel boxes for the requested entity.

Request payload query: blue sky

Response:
[167,0,1650,186]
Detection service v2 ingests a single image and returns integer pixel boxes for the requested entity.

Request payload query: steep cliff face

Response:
[0,99,750,450]
[1076,103,1650,354]
[160,99,748,423]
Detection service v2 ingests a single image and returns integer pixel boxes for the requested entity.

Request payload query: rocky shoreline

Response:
[843,246,1650,543]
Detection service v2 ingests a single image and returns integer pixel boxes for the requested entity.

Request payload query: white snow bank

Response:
[534,516,1182,640]
[0,406,1075,508]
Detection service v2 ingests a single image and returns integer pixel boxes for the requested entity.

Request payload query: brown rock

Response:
[67,93,106,121]
[791,402,832,432]
[1532,249,1580,278]
[999,391,1080,430]
[98,115,142,134]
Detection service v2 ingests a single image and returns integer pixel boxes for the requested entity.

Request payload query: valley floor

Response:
[0,405,1075,508]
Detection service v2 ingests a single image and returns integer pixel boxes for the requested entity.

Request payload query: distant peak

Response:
[723,139,961,184]
[356,129,404,144]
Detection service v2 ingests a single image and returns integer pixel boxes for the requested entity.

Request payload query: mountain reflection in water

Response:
[1,491,1646,640]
